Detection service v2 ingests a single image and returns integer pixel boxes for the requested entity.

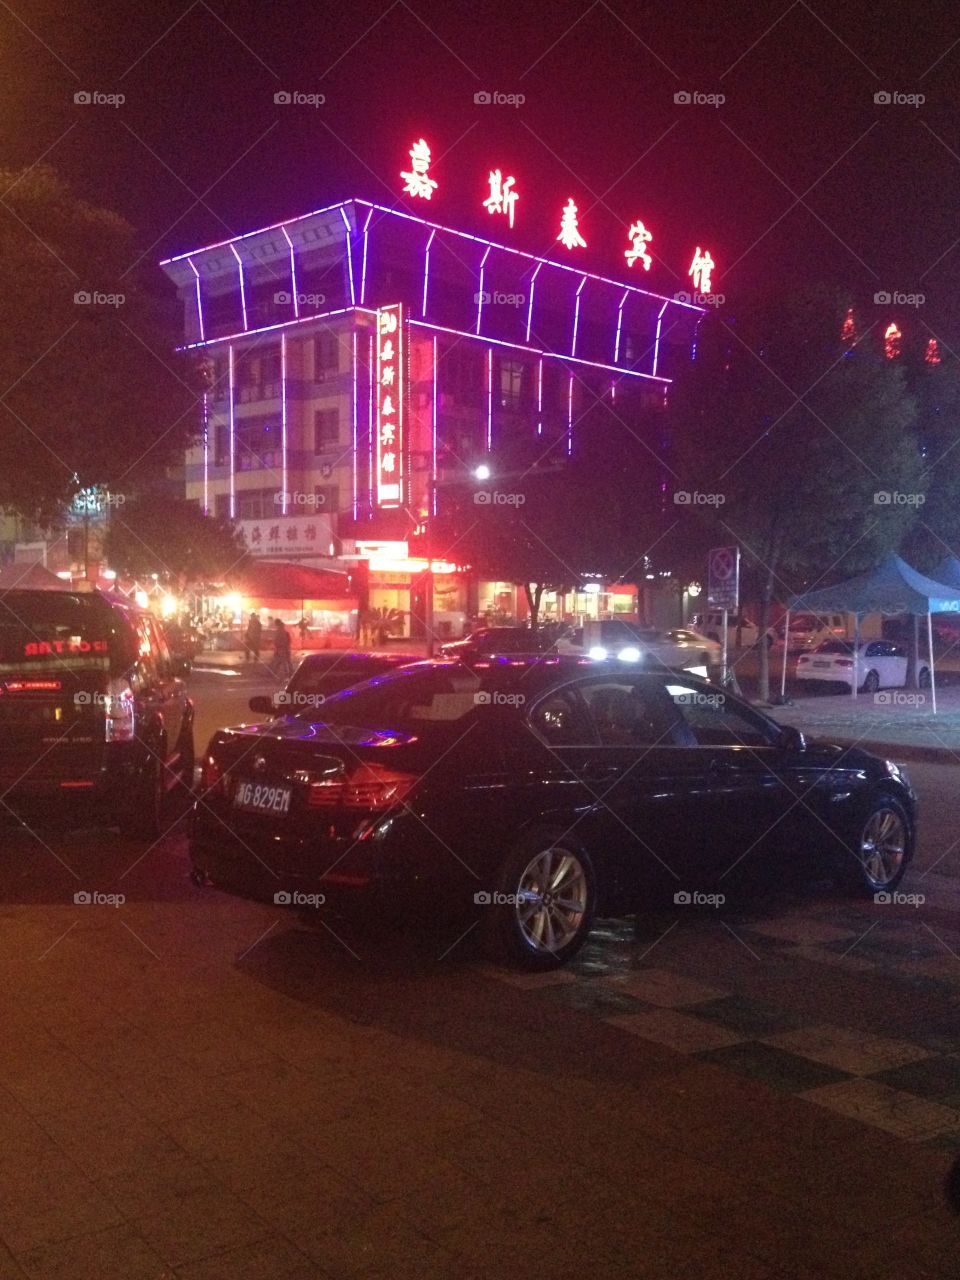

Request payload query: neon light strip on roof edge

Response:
[422,228,436,318]
[526,261,543,343]
[410,320,671,383]
[352,331,359,519]
[476,246,492,336]
[229,245,247,330]
[652,299,669,378]
[360,208,374,305]
[572,274,587,357]
[161,198,704,312]
[339,207,356,306]
[175,306,377,352]
[187,257,205,341]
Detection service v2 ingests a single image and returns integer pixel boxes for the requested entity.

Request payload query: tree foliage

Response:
[0,165,196,523]
[103,495,247,588]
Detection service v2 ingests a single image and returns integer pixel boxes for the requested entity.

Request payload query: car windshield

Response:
[289,657,400,696]
[302,663,482,727]
[0,592,135,675]
[815,640,854,654]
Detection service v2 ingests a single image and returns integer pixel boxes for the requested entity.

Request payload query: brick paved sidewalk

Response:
[0,897,956,1279]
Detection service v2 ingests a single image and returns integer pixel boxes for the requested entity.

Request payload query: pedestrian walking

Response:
[243,612,262,665]
[272,617,293,678]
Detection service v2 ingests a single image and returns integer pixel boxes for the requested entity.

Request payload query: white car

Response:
[796,640,930,693]
[775,612,850,653]
[664,628,722,660]
[695,611,773,648]
[556,620,712,674]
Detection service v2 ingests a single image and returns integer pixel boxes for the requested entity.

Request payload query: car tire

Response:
[480,831,596,970]
[837,794,913,897]
[918,667,931,689]
[119,747,165,840]
[860,669,880,694]
[177,723,195,791]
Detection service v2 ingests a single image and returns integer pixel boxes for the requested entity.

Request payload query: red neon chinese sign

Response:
[376,304,404,507]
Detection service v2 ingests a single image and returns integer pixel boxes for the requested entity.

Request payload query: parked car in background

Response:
[664,628,722,661]
[796,640,930,693]
[248,651,422,717]
[192,656,918,969]
[439,626,554,664]
[694,611,774,649]
[557,620,712,674]
[775,612,859,653]
[0,588,193,834]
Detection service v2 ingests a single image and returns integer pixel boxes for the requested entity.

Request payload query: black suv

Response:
[0,588,194,834]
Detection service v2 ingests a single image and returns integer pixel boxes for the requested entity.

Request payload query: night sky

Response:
[2,0,959,342]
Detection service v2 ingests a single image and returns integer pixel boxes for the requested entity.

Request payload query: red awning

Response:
[231,560,353,600]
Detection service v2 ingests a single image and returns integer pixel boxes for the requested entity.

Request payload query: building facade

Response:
[161,199,702,637]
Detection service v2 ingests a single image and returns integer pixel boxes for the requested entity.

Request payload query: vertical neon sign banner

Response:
[375,304,404,507]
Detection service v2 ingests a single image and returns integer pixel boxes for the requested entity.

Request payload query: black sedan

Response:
[438,626,555,664]
[247,650,422,718]
[191,656,917,969]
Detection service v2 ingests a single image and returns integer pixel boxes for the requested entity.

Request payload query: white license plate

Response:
[233,779,291,815]
[812,661,831,668]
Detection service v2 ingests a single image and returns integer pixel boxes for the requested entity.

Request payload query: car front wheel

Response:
[481,833,596,969]
[860,669,880,694]
[838,796,913,896]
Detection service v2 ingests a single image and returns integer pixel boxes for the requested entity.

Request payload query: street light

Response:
[474,464,491,481]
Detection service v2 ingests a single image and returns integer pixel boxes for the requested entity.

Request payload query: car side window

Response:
[666,682,775,748]
[865,641,881,657]
[528,688,595,746]
[579,680,672,746]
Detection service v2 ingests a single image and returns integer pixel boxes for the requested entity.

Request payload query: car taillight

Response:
[307,763,418,810]
[104,678,135,743]
[835,659,854,668]
[200,755,223,790]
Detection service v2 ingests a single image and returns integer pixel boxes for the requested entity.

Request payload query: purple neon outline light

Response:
[228,345,236,517]
[360,208,374,305]
[566,374,574,456]
[352,330,359,518]
[162,198,702,313]
[486,347,493,451]
[476,246,492,336]
[174,306,376,352]
[280,227,299,318]
[432,334,438,515]
[572,274,587,357]
[526,261,543,342]
[368,332,375,513]
[187,257,205,342]
[339,207,356,306]
[614,288,629,363]
[201,391,209,513]
[537,357,543,437]
[229,245,248,331]
[410,320,668,383]
[422,228,436,318]
[652,300,669,377]
[280,334,288,514]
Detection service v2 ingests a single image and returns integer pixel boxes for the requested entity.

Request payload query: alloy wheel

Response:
[859,807,907,889]
[514,846,588,954]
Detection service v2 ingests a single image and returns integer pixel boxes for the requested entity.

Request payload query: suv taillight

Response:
[307,763,418,810]
[104,678,135,743]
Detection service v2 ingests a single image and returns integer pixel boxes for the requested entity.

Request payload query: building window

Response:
[236,415,281,470]
[499,359,524,410]
[235,488,280,520]
[314,409,340,452]
[314,485,339,514]
[314,331,339,376]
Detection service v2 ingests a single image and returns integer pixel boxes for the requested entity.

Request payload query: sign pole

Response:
[780,609,790,699]
[721,609,729,685]
[928,610,937,715]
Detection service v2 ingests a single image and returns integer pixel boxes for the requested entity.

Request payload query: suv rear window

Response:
[0,592,136,675]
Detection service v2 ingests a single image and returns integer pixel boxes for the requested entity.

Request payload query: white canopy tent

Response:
[784,555,960,713]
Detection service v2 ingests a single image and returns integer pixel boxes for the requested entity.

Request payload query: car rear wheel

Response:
[481,832,596,970]
[860,669,880,694]
[918,667,931,689]
[838,796,912,896]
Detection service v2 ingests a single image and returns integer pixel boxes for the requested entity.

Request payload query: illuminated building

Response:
[161,198,701,638]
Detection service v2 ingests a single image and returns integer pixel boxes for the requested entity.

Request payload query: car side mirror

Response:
[248,695,275,715]
[778,724,805,752]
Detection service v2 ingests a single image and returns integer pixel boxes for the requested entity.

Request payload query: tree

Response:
[669,287,922,700]
[0,165,196,523]
[103,495,248,589]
